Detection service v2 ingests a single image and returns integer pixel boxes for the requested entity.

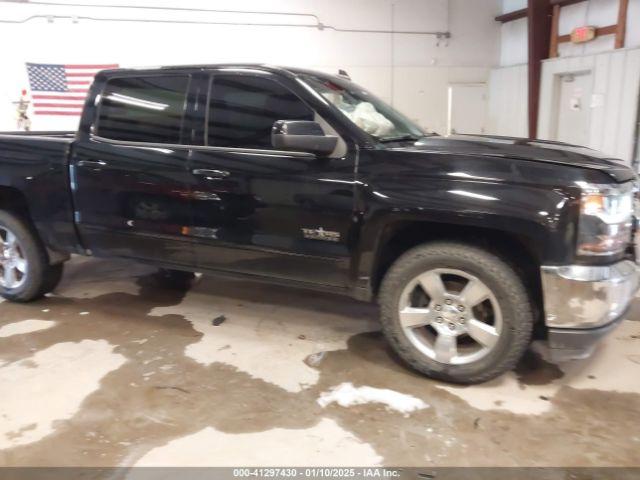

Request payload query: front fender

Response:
[352,179,577,292]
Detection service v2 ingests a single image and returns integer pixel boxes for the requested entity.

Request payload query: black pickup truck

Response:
[0,64,638,383]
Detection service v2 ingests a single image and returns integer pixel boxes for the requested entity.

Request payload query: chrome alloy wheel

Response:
[398,268,503,365]
[0,226,27,289]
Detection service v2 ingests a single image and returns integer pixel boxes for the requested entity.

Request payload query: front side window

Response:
[96,75,189,144]
[207,74,313,149]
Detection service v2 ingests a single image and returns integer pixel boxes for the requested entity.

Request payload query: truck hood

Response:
[390,134,636,183]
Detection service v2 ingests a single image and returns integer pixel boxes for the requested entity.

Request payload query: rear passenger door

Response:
[71,74,197,267]
[187,70,357,287]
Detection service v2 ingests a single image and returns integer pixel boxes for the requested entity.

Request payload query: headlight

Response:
[577,182,633,256]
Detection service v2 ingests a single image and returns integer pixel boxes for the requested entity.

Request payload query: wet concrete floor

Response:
[0,257,639,467]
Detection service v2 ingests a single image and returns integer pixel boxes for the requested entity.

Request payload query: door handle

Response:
[192,169,230,179]
[77,159,107,168]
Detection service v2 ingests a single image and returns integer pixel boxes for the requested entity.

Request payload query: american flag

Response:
[26,63,118,116]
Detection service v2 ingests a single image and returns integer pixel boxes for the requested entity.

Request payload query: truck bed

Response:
[0,130,78,255]
[0,131,76,139]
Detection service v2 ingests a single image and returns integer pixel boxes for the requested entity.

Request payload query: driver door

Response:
[186,70,357,287]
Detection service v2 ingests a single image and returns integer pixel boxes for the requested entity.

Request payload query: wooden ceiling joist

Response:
[615,0,629,48]
[495,8,528,23]
[550,0,587,7]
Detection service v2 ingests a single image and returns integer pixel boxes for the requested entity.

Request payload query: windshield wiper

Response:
[378,134,422,143]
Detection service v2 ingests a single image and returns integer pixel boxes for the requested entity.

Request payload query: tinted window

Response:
[207,75,313,149]
[97,76,189,144]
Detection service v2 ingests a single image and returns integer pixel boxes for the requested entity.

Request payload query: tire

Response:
[39,263,64,296]
[379,241,534,384]
[0,210,59,303]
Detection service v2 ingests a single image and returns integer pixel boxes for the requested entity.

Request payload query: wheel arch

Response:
[0,186,69,265]
[0,186,32,220]
[367,220,543,315]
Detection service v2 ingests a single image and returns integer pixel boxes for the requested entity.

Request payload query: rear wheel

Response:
[0,210,62,302]
[379,241,534,384]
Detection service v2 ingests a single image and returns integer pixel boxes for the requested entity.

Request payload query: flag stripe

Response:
[66,72,97,78]
[34,110,83,116]
[34,103,85,108]
[65,64,118,69]
[32,95,87,100]
[67,81,90,85]
[64,72,102,76]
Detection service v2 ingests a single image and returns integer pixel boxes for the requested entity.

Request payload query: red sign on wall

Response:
[571,26,597,43]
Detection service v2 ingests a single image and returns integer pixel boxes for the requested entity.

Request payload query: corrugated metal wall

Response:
[538,48,640,164]
[486,64,528,137]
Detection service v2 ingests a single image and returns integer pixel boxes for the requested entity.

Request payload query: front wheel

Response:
[379,241,534,384]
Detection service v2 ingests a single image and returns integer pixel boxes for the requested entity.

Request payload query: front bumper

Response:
[540,260,639,361]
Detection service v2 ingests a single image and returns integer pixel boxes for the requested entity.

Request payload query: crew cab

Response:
[0,64,638,384]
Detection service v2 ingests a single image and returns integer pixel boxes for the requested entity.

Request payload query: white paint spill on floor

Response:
[0,320,56,338]
[0,339,126,449]
[318,382,429,416]
[149,287,378,393]
[134,418,382,467]
[555,320,640,394]
[437,320,640,415]
[436,370,558,415]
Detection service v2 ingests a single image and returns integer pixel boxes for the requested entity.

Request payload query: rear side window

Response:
[207,75,313,149]
[96,75,189,144]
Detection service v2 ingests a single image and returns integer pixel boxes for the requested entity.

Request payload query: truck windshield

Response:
[298,73,426,142]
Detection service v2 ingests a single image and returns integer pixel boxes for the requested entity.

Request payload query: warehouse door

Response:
[447,84,487,135]
[554,72,592,146]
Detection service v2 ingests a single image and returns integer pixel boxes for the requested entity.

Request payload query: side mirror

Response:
[271,120,338,156]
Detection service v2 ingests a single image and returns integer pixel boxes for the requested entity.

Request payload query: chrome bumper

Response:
[540,260,639,360]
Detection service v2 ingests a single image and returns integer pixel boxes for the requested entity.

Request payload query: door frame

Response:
[184,68,358,288]
[550,69,593,143]
[446,82,488,136]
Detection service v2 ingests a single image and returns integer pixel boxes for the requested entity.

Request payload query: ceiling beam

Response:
[549,4,560,57]
[528,0,553,139]
[495,8,528,23]
[550,0,587,6]
[615,0,629,48]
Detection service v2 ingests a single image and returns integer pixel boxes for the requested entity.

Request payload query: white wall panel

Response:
[629,0,640,48]
[538,47,640,164]
[617,49,640,160]
[486,64,528,137]
[588,53,612,152]
[500,18,528,66]
[393,66,491,134]
[601,51,626,156]
[502,0,527,14]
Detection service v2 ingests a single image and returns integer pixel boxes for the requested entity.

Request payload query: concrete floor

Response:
[0,256,639,468]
